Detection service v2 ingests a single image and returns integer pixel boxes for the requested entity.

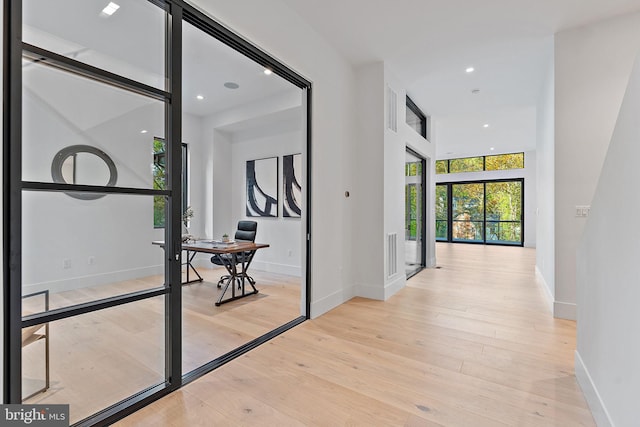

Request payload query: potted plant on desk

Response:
[222,233,230,243]
[182,206,194,242]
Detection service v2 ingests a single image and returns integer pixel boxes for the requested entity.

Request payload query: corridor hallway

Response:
[118,243,594,426]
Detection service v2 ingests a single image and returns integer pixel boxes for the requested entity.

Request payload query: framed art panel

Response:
[246,157,278,217]
[283,153,302,218]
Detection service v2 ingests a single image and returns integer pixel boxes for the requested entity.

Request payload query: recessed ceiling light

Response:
[101,2,120,16]
[196,95,204,100]
[224,82,239,89]
[490,147,495,151]
[263,68,273,75]
[140,130,148,134]
[483,124,490,128]
[466,67,475,73]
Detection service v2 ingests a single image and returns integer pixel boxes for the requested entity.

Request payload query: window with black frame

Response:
[406,96,428,139]
[436,153,524,175]
[153,139,188,228]
[437,179,523,246]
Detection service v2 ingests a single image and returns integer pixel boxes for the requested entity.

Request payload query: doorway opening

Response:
[405,148,426,277]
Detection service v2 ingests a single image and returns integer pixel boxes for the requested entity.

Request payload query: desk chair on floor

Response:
[211,220,258,288]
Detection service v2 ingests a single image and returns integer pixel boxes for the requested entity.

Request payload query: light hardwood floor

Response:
[116,243,595,426]
[22,267,301,424]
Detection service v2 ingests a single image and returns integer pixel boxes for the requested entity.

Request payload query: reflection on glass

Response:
[22,296,165,424]
[23,0,166,89]
[436,184,448,240]
[452,183,484,242]
[22,60,165,188]
[21,191,165,313]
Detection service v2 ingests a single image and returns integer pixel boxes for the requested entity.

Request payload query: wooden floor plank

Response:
[114,243,595,426]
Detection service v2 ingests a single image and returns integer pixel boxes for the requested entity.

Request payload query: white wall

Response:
[191,0,358,317]
[554,11,640,320]
[385,65,436,282]
[351,62,385,298]
[20,78,204,294]
[576,50,640,427]
[351,62,436,300]
[229,129,304,276]
[536,53,555,310]
[22,89,162,294]
[435,151,537,248]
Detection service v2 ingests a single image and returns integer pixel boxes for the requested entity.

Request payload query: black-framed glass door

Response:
[436,179,524,246]
[405,149,426,277]
[4,1,312,425]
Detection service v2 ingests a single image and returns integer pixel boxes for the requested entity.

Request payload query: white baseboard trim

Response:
[310,286,354,319]
[534,265,554,313]
[554,301,576,320]
[384,274,406,300]
[23,265,164,295]
[191,257,301,277]
[251,260,301,277]
[355,282,385,300]
[575,351,614,427]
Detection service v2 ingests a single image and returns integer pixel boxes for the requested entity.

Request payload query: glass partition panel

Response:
[22,191,165,313]
[181,20,304,375]
[452,183,484,242]
[22,296,165,424]
[22,61,165,189]
[486,181,522,244]
[23,0,166,89]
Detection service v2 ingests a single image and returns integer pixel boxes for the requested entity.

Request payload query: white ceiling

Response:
[281,0,640,157]
[23,0,298,125]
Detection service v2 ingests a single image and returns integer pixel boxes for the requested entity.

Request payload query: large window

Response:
[436,179,523,245]
[153,139,188,228]
[435,185,448,241]
[436,152,524,175]
[406,96,428,139]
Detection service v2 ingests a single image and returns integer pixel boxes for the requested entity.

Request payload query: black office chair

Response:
[211,220,258,288]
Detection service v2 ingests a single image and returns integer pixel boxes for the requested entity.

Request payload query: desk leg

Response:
[183,250,203,285]
[215,252,259,306]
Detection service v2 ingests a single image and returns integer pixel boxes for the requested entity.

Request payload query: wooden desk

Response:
[152,240,269,306]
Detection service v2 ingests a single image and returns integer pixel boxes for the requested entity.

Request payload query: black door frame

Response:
[3,1,312,425]
[436,178,524,247]
[405,147,426,278]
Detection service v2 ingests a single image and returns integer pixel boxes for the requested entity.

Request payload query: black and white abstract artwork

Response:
[283,153,302,218]
[246,157,278,217]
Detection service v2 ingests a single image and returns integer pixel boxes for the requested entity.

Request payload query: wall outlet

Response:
[63,259,71,269]
[88,256,95,265]
[575,205,591,217]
